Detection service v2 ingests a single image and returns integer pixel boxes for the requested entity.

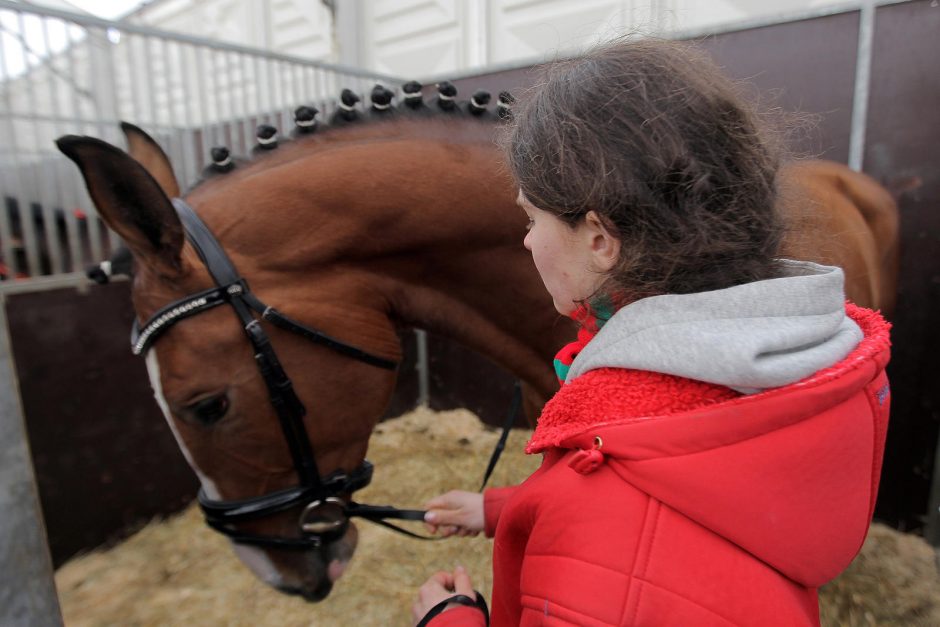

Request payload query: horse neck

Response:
[193,121,572,401]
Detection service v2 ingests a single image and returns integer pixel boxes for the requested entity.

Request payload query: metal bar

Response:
[175,42,196,190]
[0,13,29,279]
[0,177,16,282]
[282,62,293,131]
[21,13,62,275]
[223,50,234,128]
[101,26,123,254]
[32,166,60,276]
[143,35,157,126]
[315,66,326,114]
[209,48,223,148]
[61,22,84,271]
[125,33,144,126]
[928,427,940,545]
[0,0,406,83]
[64,23,100,272]
[0,292,63,626]
[0,110,150,129]
[279,60,291,130]
[415,329,429,407]
[159,36,173,131]
[301,64,312,105]
[0,270,92,295]
[848,1,875,171]
[14,11,42,277]
[40,16,65,274]
[219,52,232,150]
[254,55,264,125]
[267,56,278,126]
[63,22,88,133]
[83,26,105,263]
[284,61,294,130]
[0,11,16,280]
[240,52,252,154]
[291,62,301,108]
[195,45,210,162]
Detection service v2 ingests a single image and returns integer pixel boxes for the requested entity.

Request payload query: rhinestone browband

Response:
[130,285,230,355]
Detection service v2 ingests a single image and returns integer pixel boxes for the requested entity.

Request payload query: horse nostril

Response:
[327,558,349,582]
[302,579,333,602]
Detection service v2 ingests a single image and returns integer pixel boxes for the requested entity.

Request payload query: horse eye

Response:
[185,394,230,426]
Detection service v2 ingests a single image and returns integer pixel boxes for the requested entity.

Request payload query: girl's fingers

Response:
[440,525,458,537]
[452,565,475,597]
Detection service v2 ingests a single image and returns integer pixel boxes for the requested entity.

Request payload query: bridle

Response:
[130,198,430,550]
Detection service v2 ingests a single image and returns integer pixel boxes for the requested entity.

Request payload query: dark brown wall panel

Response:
[427,332,518,427]
[864,0,940,529]
[697,11,860,162]
[7,284,197,566]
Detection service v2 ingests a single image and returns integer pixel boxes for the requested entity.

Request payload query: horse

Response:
[56,113,899,602]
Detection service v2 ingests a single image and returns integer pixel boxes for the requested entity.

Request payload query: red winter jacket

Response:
[431,305,890,626]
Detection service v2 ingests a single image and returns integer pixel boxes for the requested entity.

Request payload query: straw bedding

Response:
[55,407,940,626]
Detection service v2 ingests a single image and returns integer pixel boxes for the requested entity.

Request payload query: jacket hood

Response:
[530,304,891,587]
[566,260,864,393]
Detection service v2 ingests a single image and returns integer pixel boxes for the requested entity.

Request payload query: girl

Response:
[411,37,890,627]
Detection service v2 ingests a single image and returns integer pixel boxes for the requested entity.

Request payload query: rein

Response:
[130,198,518,550]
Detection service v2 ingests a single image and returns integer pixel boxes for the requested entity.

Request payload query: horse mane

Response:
[187,114,506,197]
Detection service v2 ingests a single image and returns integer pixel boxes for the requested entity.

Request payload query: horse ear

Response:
[56,135,185,277]
[120,121,181,199]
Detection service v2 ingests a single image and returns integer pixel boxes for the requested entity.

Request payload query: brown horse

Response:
[56,115,898,601]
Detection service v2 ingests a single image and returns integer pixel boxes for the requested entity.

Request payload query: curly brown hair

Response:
[504,37,785,302]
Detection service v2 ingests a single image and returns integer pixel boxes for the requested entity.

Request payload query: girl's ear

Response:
[584,211,621,272]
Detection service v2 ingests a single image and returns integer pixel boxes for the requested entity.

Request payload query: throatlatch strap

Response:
[260,305,397,370]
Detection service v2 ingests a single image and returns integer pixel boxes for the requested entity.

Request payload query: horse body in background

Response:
[778,159,900,318]
[57,115,898,601]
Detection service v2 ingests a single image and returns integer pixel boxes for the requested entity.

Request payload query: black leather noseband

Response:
[131,198,427,550]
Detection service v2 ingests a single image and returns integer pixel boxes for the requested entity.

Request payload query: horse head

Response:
[57,123,407,601]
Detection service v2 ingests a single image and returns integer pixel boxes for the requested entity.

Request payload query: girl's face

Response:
[518,192,621,316]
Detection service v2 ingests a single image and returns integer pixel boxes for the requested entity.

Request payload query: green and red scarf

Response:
[553,298,615,384]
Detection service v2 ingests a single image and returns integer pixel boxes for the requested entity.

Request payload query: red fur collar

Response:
[527,303,890,454]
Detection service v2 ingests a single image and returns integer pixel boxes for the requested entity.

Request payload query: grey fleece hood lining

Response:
[566,260,864,394]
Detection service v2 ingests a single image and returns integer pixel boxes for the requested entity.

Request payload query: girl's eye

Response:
[182,394,230,426]
[525,218,535,231]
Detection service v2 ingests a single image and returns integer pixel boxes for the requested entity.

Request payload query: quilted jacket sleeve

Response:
[483,486,517,537]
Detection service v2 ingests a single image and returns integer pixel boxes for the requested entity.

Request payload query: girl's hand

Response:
[411,566,476,626]
[423,490,484,537]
